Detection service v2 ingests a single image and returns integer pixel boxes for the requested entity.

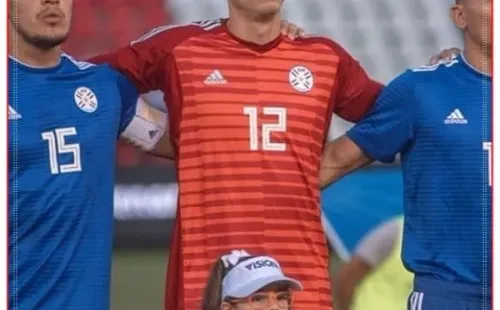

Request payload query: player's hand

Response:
[280,21,306,40]
[428,48,462,65]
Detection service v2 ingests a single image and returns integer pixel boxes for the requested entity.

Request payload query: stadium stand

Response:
[64,0,169,58]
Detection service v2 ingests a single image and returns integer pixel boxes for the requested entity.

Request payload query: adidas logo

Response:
[444,109,468,124]
[204,70,227,85]
[149,129,158,139]
[8,105,21,120]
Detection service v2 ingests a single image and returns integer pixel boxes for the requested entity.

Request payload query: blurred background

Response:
[63,1,462,309]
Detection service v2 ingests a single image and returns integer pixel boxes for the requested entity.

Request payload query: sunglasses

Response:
[228,291,293,309]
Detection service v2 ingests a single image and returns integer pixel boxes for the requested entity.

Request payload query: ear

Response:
[221,302,232,310]
[450,3,467,30]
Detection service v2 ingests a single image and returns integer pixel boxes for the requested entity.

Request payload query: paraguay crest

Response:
[289,66,314,93]
[74,87,98,113]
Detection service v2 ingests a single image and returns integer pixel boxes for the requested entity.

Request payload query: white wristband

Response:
[120,98,167,151]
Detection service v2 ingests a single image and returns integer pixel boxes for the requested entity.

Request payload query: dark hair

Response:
[201,255,255,310]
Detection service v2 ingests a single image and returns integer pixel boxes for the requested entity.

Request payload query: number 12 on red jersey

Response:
[243,106,287,151]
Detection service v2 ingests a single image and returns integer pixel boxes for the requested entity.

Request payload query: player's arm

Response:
[317,44,383,187]
[326,43,457,121]
[320,71,416,188]
[331,43,384,123]
[89,21,305,92]
[120,97,174,158]
[115,71,174,158]
[89,36,166,93]
[89,25,204,93]
[335,219,400,310]
[320,136,372,188]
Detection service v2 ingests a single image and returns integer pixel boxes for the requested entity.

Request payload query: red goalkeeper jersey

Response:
[91,19,382,310]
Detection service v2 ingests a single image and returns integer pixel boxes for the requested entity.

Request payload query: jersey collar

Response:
[9,55,64,73]
[459,52,491,80]
[221,18,283,53]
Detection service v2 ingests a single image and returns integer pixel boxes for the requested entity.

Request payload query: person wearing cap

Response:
[202,250,303,310]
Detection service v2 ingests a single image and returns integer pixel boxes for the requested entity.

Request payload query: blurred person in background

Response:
[8,0,172,309]
[335,216,412,310]
[202,250,303,310]
[320,0,491,309]
[89,0,458,308]
[63,0,168,58]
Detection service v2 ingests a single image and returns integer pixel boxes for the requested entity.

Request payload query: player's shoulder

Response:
[408,55,461,76]
[60,54,128,90]
[61,53,97,70]
[129,19,224,49]
[387,56,461,90]
[66,53,129,78]
[290,35,353,59]
[62,53,113,75]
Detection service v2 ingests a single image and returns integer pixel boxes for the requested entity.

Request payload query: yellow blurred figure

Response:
[335,216,412,310]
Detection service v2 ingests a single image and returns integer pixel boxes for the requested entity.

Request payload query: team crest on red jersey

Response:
[289,66,314,93]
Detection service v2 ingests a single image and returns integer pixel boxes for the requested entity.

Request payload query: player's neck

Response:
[226,10,281,45]
[9,32,61,68]
[463,40,491,75]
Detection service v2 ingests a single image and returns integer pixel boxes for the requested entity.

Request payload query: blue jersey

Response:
[9,55,139,310]
[347,54,491,288]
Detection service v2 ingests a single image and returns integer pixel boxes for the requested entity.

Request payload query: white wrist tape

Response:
[120,98,167,151]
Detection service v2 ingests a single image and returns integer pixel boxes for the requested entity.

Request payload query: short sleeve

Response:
[354,217,401,267]
[346,71,416,163]
[115,72,140,134]
[333,44,383,122]
[89,24,206,93]
[90,38,167,93]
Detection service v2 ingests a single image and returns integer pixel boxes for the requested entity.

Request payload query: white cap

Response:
[221,255,303,300]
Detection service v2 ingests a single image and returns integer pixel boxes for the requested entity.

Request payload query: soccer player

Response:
[8,0,170,309]
[91,3,384,310]
[90,0,461,309]
[320,0,491,309]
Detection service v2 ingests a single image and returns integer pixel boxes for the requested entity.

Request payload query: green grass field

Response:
[111,249,343,310]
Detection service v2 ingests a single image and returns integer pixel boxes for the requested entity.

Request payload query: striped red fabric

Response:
[166,28,338,310]
[89,20,382,310]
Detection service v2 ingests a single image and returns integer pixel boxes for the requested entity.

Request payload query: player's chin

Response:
[257,0,282,14]
[31,31,69,50]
